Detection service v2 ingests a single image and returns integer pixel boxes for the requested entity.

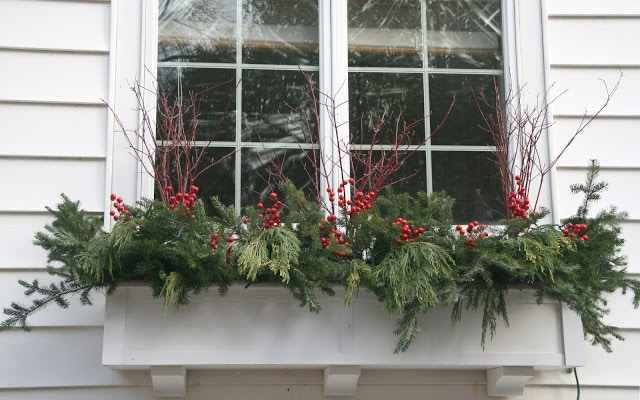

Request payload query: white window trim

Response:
[106,0,557,223]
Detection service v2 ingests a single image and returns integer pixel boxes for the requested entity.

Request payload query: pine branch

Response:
[1,195,104,330]
[1,277,96,331]
[570,159,608,220]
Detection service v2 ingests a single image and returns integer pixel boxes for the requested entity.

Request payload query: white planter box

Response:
[102,285,584,396]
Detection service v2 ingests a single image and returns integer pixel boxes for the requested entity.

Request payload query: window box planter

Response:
[102,284,584,397]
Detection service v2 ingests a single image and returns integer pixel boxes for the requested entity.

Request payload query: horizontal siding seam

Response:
[0,99,106,107]
[17,0,110,3]
[551,65,640,69]
[548,14,640,19]
[553,114,640,120]
[0,267,51,273]
[556,165,640,171]
[525,382,640,390]
[550,64,640,69]
[551,113,640,119]
[0,210,102,215]
[0,155,106,161]
[0,46,109,55]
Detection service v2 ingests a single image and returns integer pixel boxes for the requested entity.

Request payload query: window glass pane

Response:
[158,0,237,63]
[349,72,425,145]
[242,0,319,65]
[352,150,427,194]
[429,73,498,146]
[431,150,501,223]
[240,148,318,208]
[241,70,318,142]
[426,0,502,69]
[157,67,237,142]
[193,148,236,208]
[348,0,423,68]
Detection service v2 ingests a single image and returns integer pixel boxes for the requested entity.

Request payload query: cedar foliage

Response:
[2,162,639,354]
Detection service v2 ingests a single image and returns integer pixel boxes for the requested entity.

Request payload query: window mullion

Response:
[319,0,350,211]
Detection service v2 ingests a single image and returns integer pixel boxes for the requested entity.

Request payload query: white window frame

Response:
[105,0,557,223]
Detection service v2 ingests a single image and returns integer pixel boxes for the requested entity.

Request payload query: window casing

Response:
[157,0,505,222]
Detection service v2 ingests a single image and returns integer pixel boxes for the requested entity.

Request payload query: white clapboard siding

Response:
[548,18,640,66]
[0,271,106,327]
[0,158,106,213]
[549,67,640,117]
[1,385,635,400]
[0,103,107,158]
[517,386,639,400]
[552,117,640,168]
[547,0,640,16]
[542,4,640,398]
[0,50,108,104]
[555,168,640,218]
[620,223,640,275]
[603,290,640,329]
[0,0,110,52]
[0,214,53,269]
[529,330,640,388]
[0,327,150,389]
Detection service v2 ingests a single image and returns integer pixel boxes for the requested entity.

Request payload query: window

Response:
[157,0,504,222]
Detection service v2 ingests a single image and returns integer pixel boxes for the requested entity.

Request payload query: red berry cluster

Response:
[456,221,488,247]
[392,217,425,244]
[209,232,235,264]
[255,192,283,229]
[561,222,589,241]
[109,193,133,221]
[209,233,233,249]
[166,185,199,219]
[318,220,351,258]
[508,175,531,219]
[327,178,376,218]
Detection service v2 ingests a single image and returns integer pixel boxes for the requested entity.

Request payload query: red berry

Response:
[166,186,173,192]
[113,215,119,221]
[109,210,116,216]
[227,237,234,243]
[116,197,123,204]
[327,214,337,223]
[257,203,264,210]
[110,193,117,201]
[269,192,278,199]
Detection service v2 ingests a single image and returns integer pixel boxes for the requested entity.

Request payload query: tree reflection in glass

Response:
[158,0,237,63]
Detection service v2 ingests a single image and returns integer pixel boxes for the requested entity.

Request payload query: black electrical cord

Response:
[574,368,580,400]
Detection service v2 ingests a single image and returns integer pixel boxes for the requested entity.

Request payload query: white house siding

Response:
[516,1,640,399]
[0,0,639,399]
[0,0,133,395]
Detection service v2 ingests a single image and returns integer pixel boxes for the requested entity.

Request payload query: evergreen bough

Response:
[2,161,639,353]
